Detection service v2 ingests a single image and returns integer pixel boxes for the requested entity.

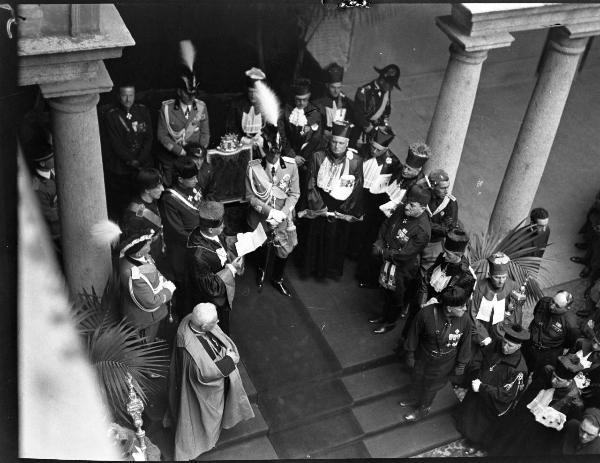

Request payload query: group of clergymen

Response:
[24,39,600,458]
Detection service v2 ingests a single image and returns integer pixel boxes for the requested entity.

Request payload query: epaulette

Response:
[248,159,261,167]
[282,156,295,164]
[161,99,175,106]
[131,266,141,280]
[447,193,456,201]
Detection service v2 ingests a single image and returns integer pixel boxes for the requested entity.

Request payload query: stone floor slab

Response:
[342,361,409,404]
[195,436,278,461]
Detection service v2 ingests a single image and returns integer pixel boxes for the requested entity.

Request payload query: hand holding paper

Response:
[235,223,268,257]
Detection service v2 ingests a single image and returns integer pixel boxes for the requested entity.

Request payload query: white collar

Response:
[36,168,53,179]
[200,231,221,243]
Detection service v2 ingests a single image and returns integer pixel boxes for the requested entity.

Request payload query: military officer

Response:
[156,42,210,186]
[369,184,431,334]
[313,63,356,144]
[159,157,202,316]
[121,168,165,263]
[246,123,300,297]
[27,140,60,250]
[355,126,401,288]
[101,83,154,219]
[420,169,459,272]
[523,290,581,377]
[378,142,430,218]
[401,286,473,422]
[354,64,401,144]
[118,228,176,342]
[187,143,217,201]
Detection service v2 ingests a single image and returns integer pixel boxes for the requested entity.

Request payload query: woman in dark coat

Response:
[454,323,529,455]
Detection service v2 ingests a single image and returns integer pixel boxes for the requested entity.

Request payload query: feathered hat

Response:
[245,67,266,89]
[90,220,154,258]
[177,40,199,95]
[254,74,281,126]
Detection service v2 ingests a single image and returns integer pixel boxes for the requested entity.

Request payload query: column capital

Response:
[548,27,592,55]
[41,60,113,101]
[449,42,488,65]
[47,93,100,115]
[436,15,514,52]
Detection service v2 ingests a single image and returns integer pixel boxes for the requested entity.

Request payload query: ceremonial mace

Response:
[126,372,147,460]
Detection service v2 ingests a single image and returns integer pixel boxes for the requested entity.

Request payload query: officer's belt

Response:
[423,347,456,358]
[532,343,556,351]
[127,203,162,229]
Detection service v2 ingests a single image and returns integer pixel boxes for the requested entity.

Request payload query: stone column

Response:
[488,28,589,235]
[425,43,488,186]
[48,92,111,295]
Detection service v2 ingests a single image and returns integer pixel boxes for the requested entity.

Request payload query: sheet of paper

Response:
[235,222,268,256]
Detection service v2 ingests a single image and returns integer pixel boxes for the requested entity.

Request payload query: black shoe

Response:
[373,324,396,334]
[368,316,385,324]
[256,267,266,290]
[575,242,588,250]
[272,280,292,298]
[403,406,430,422]
[398,399,419,408]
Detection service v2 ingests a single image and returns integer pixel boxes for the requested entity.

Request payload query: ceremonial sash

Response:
[128,203,162,228]
[427,195,451,217]
[166,188,199,211]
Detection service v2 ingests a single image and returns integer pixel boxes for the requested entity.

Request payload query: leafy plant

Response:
[468,219,553,307]
[72,268,170,423]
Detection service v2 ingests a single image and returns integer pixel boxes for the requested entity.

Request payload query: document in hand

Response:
[235,222,268,257]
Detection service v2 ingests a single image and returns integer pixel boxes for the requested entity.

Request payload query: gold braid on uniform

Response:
[249,169,274,204]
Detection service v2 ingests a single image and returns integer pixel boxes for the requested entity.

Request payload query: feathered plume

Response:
[179,40,196,72]
[254,80,280,126]
[90,220,122,247]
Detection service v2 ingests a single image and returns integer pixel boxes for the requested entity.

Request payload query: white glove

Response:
[379,200,398,218]
[472,379,481,393]
[481,337,492,347]
[268,209,287,223]
[164,281,176,294]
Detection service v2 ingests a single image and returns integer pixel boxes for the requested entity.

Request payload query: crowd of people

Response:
[22,39,600,458]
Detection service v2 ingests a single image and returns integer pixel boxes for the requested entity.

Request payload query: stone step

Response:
[195,436,278,461]
[352,383,458,435]
[258,377,353,432]
[238,360,257,403]
[269,410,364,459]
[363,412,461,458]
[342,361,410,405]
[310,440,371,459]
[215,403,268,448]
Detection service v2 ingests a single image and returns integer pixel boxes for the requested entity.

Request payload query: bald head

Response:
[191,303,218,330]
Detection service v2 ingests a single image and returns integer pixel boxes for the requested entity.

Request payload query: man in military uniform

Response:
[354,64,401,145]
[28,140,61,253]
[454,323,530,455]
[118,228,176,342]
[378,142,429,218]
[246,123,300,297]
[186,143,217,201]
[313,63,356,145]
[369,184,431,334]
[420,169,459,272]
[523,290,581,377]
[470,253,519,357]
[156,44,210,186]
[121,168,165,263]
[101,84,154,219]
[186,201,244,334]
[159,157,202,316]
[298,121,364,279]
[395,229,476,354]
[355,126,401,288]
[401,286,473,422]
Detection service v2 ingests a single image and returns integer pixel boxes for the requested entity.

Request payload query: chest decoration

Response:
[430,265,452,293]
[447,329,463,347]
[187,188,202,205]
[395,227,409,244]
[275,173,291,193]
[325,102,347,128]
[550,321,563,334]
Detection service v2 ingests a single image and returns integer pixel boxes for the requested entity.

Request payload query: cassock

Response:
[454,340,528,448]
[298,147,363,278]
[167,314,254,460]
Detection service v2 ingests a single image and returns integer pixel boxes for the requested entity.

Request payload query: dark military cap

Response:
[331,120,353,139]
[374,64,401,90]
[440,286,471,307]
[174,156,199,180]
[555,354,584,380]
[406,184,431,207]
[291,77,312,97]
[198,201,224,229]
[503,323,530,344]
[444,229,469,254]
[405,143,430,169]
[371,126,395,149]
